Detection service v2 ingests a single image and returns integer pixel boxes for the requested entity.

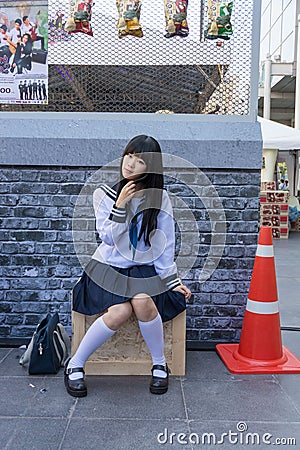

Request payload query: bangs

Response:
[124,147,146,161]
[123,136,156,166]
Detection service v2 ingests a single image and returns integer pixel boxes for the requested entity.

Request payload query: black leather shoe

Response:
[64,364,87,397]
[150,364,169,395]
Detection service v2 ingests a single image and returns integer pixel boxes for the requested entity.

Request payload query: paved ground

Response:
[0,232,299,450]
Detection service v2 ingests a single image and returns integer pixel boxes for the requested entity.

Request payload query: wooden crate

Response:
[260,190,290,203]
[271,227,289,239]
[72,310,186,376]
[260,203,288,216]
[261,181,276,191]
[260,215,288,227]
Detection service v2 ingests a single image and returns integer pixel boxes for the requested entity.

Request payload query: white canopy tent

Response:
[258,117,300,195]
[258,117,300,150]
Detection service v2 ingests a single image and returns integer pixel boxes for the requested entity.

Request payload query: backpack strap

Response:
[56,323,71,365]
[19,333,35,366]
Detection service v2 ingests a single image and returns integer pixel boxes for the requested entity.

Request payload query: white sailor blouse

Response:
[91,184,182,291]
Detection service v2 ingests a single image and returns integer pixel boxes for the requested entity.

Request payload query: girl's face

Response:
[122,153,147,180]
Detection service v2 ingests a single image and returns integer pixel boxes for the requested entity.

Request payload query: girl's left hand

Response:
[172,284,192,302]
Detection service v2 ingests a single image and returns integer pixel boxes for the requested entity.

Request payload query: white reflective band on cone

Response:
[256,244,274,257]
[246,299,279,315]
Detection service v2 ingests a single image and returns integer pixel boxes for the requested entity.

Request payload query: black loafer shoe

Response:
[150,364,169,395]
[64,364,87,397]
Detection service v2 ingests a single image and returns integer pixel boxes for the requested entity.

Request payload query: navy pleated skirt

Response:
[72,259,186,323]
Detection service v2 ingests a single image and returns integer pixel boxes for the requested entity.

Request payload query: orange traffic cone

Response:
[216,226,300,374]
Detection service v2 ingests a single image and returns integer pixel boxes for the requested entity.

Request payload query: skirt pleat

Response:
[72,259,186,322]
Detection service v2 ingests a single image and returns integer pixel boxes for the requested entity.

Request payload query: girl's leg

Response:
[131,294,167,379]
[16,59,23,74]
[67,302,133,380]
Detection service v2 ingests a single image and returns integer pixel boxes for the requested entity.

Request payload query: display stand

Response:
[72,309,186,376]
[260,182,289,239]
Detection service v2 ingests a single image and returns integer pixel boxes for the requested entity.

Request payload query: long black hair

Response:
[116,135,164,245]
[21,33,33,52]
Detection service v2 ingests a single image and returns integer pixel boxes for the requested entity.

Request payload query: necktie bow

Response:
[129,214,138,260]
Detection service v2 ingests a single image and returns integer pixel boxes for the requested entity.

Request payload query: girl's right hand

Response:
[172,284,192,302]
[115,181,136,209]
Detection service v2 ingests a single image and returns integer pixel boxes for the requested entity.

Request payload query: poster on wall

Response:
[0,0,48,104]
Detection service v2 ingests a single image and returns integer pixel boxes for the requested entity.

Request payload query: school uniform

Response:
[73,183,186,322]
[22,22,45,50]
[8,28,21,45]
[21,22,35,35]
[0,34,8,47]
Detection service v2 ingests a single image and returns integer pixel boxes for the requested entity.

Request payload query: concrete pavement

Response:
[0,233,299,449]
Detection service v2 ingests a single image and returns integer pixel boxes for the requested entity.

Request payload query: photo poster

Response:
[0,0,48,104]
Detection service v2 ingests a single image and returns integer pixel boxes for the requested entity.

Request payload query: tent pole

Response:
[295,14,300,129]
[263,54,272,120]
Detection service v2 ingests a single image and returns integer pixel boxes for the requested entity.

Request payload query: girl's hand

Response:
[115,181,136,208]
[172,284,192,302]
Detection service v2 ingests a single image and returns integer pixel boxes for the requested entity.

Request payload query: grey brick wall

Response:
[0,166,260,347]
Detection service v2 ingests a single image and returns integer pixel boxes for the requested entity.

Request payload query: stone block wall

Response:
[0,114,262,347]
[0,164,260,347]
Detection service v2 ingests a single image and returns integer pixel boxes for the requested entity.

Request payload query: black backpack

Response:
[19,313,71,374]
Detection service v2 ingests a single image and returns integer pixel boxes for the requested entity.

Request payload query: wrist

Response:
[109,203,126,223]
[115,201,125,209]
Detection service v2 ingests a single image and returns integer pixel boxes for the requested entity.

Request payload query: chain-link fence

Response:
[0,0,253,113]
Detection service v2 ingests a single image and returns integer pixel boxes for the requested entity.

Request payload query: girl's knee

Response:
[131,294,158,321]
[113,302,133,319]
[131,293,153,308]
[104,302,132,330]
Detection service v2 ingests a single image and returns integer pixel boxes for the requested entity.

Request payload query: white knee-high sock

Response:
[67,316,115,380]
[138,314,167,378]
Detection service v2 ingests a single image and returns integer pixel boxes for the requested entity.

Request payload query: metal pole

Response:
[294,14,300,129]
[250,0,262,121]
[263,54,272,120]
